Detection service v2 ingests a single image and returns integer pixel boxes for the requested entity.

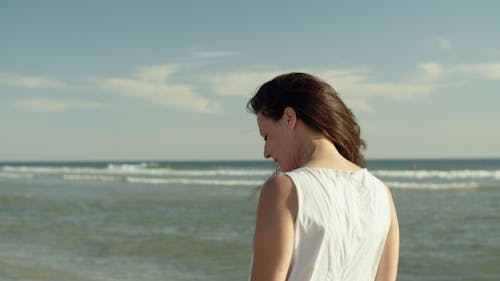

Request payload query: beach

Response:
[1,159,499,280]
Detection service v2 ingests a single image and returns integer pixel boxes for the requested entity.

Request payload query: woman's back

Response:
[284,167,391,281]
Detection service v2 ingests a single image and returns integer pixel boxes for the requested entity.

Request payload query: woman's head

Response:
[247,72,366,167]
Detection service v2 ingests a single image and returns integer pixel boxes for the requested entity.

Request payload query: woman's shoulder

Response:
[261,174,295,199]
[258,174,298,219]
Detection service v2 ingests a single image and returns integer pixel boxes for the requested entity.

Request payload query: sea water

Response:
[1,159,499,280]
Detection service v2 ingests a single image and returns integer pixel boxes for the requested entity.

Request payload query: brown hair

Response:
[247,72,366,167]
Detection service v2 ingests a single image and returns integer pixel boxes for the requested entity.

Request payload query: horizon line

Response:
[1,157,500,163]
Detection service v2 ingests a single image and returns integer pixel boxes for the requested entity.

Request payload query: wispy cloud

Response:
[11,98,106,112]
[452,62,500,80]
[96,64,222,113]
[435,36,451,51]
[203,66,441,112]
[0,73,68,89]
[4,58,497,114]
[417,61,444,80]
[1,65,222,114]
[202,70,281,96]
[135,64,180,82]
[192,50,241,58]
[341,98,374,113]
[317,68,438,100]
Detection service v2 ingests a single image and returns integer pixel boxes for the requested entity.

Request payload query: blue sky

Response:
[1,1,499,161]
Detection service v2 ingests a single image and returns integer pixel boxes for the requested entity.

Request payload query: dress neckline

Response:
[297,166,366,175]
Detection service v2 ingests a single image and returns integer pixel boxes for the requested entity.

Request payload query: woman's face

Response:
[257,112,296,172]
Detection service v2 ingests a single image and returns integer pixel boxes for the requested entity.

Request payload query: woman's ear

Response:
[283,107,297,129]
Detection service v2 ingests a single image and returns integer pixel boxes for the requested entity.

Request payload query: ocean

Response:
[1,159,499,281]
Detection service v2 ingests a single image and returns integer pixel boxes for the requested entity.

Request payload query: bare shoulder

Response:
[383,183,393,193]
[263,174,294,193]
[258,174,298,219]
[260,174,294,201]
[382,183,396,204]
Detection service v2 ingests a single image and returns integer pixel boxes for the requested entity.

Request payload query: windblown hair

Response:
[247,72,366,167]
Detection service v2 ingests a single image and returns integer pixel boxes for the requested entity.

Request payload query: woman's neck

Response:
[298,136,361,172]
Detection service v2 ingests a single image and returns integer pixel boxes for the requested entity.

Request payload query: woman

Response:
[247,73,399,281]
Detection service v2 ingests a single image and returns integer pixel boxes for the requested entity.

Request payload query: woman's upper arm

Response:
[375,185,400,281]
[250,175,298,281]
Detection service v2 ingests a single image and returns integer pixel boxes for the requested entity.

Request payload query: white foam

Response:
[0,172,34,179]
[110,166,271,177]
[2,165,101,174]
[386,181,480,189]
[373,169,500,180]
[7,165,499,179]
[63,174,123,182]
[125,177,263,186]
[3,164,499,188]
[107,163,148,171]
[2,165,272,177]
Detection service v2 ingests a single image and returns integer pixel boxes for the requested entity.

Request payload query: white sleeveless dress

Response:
[248,167,391,281]
[284,167,391,281]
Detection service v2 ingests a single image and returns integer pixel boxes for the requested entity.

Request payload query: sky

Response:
[1,0,499,161]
